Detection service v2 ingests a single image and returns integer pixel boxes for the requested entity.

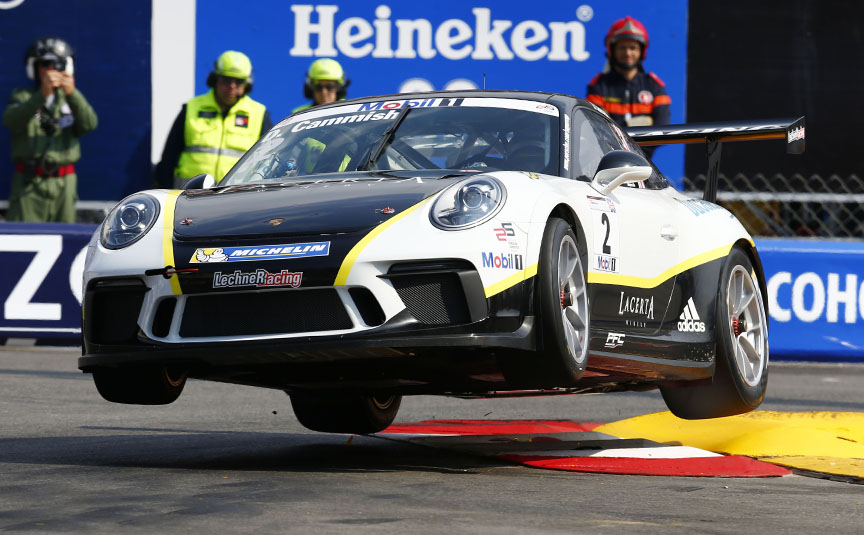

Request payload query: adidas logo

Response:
[678,297,706,332]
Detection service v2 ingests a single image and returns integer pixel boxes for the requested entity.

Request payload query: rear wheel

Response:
[92,366,187,405]
[289,392,401,434]
[661,247,768,419]
[502,218,589,388]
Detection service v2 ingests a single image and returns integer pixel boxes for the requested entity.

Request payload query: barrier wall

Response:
[1,223,861,361]
[759,239,864,362]
[0,223,92,341]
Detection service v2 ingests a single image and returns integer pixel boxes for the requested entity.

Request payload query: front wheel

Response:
[661,247,769,419]
[501,218,589,388]
[289,392,401,434]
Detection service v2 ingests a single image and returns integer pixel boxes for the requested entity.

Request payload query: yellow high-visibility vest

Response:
[175,90,266,183]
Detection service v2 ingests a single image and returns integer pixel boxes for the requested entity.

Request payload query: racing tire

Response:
[92,366,187,405]
[660,247,769,419]
[289,392,402,434]
[503,218,589,388]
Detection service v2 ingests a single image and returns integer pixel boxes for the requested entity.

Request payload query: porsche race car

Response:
[80,90,805,433]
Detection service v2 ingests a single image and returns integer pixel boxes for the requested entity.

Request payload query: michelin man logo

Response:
[194,248,228,263]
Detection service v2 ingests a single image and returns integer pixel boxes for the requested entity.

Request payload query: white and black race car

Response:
[80,90,804,433]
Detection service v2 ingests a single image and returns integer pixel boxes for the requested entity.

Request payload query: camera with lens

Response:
[38,110,59,135]
[38,56,67,71]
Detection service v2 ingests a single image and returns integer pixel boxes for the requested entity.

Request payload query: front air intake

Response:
[179,288,352,337]
[390,273,471,325]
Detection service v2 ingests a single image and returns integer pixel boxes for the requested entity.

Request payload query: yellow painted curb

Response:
[760,456,864,479]
[595,411,864,479]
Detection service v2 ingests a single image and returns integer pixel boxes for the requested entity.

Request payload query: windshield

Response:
[223,97,560,185]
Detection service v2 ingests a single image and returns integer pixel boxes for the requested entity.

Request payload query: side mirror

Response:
[591,150,653,195]
[183,173,215,190]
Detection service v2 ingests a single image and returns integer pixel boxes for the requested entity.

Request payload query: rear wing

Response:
[625,117,805,202]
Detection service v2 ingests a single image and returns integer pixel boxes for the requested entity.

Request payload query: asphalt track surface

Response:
[1,347,862,534]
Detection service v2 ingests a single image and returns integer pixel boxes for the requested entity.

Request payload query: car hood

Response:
[172,171,471,240]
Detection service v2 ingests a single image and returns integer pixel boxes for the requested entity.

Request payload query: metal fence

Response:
[2,176,862,236]
[684,173,864,238]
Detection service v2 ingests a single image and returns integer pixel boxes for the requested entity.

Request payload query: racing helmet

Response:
[25,37,74,81]
[206,50,254,93]
[605,16,649,60]
[303,58,350,99]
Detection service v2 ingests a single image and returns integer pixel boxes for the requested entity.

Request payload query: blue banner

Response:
[0,223,94,340]
[196,0,688,184]
[758,239,864,362]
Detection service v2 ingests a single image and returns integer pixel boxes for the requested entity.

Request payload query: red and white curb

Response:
[378,420,791,478]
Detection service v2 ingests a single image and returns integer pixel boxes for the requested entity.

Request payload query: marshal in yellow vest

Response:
[175,90,266,184]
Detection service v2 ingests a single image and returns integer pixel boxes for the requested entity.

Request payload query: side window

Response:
[572,108,669,189]
[571,108,627,181]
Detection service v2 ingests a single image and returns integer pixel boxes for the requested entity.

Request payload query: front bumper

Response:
[80,263,537,386]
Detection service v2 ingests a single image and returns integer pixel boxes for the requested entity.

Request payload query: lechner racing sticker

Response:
[191,241,330,263]
[213,269,302,289]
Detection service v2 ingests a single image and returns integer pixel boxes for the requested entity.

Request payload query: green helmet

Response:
[306,58,344,84]
[213,50,252,81]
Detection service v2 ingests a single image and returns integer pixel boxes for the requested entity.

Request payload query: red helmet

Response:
[605,16,649,60]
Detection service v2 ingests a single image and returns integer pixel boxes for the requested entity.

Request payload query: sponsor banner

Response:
[757,238,864,361]
[196,1,687,184]
[0,223,94,340]
[190,241,330,263]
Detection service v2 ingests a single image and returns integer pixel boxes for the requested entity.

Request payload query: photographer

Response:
[3,37,98,223]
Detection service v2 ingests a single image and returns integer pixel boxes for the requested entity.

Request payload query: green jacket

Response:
[3,86,98,166]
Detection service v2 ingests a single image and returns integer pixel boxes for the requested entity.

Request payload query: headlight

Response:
[430,176,506,230]
[100,193,160,249]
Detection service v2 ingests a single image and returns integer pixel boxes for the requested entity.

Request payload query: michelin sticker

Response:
[191,242,330,263]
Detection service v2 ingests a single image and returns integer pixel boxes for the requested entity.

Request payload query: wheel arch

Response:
[735,238,770,330]
[547,203,588,260]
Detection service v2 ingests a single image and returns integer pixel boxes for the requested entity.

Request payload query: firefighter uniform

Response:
[3,86,98,222]
[587,70,671,128]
